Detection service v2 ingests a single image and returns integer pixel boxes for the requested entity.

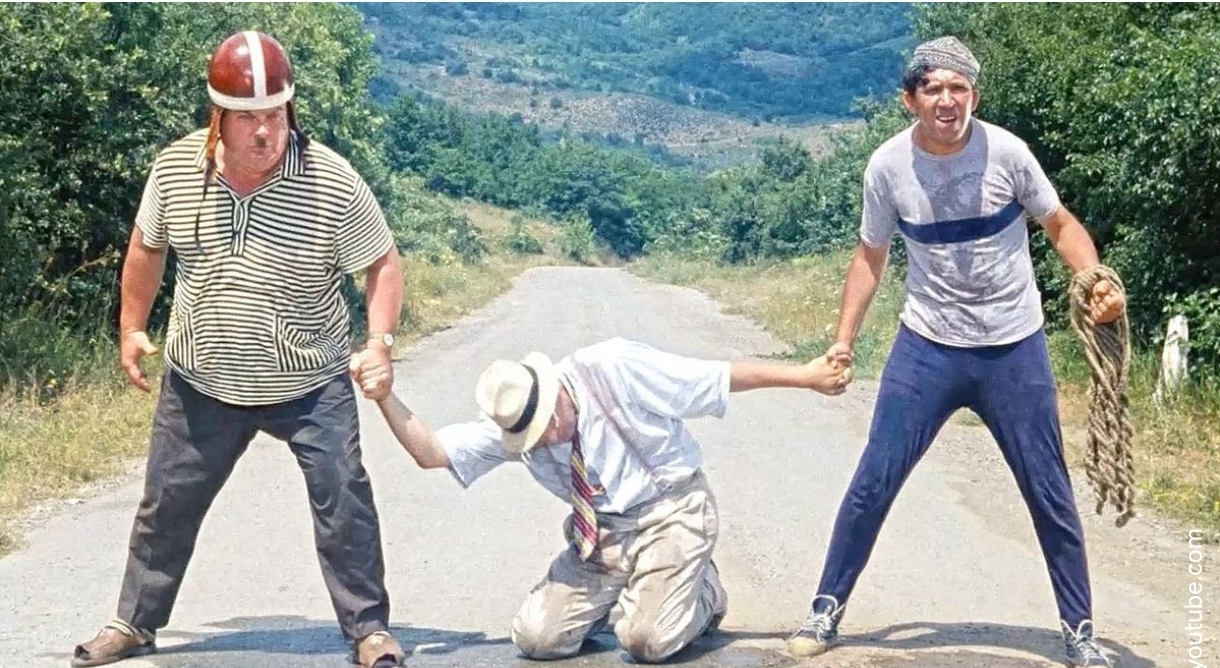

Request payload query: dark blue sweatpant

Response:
[814,324,1092,625]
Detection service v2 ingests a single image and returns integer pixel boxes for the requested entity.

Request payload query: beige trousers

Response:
[510,471,726,663]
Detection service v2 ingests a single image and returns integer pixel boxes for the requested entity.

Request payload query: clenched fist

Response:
[349,347,394,401]
[1088,279,1126,324]
[824,341,853,368]
[801,355,852,396]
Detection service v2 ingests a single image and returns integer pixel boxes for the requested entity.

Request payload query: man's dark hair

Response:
[901,64,935,95]
[901,64,980,96]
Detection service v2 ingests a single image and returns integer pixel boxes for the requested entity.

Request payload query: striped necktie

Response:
[569,433,599,560]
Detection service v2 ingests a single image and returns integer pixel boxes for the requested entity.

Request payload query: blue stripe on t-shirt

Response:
[897,200,1024,245]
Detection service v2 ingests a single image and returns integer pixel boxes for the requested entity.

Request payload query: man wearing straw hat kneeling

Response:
[350,337,849,663]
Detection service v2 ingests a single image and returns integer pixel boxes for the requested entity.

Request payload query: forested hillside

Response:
[355,3,907,168]
[358,3,913,122]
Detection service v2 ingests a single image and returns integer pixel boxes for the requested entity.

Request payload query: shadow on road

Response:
[582,627,786,665]
[844,620,1155,668]
[68,616,1153,668]
[142,616,796,667]
[152,614,511,657]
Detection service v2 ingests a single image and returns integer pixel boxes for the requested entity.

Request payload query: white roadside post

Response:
[1153,314,1189,407]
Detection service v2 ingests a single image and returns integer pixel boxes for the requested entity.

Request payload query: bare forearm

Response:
[834,243,888,346]
[119,231,167,334]
[729,361,810,392]
[366,248,404,338]
[375,393,450,469]
[1048,219,1100,274]
[1039,206,1100,274]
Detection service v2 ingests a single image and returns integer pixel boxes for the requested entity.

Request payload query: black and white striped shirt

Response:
[135,129,395,406]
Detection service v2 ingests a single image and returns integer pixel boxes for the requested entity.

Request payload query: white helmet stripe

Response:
[242,31,267,99]
[207,84,295,111]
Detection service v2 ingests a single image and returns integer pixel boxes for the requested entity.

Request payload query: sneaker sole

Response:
[786,636,838,658]
[1063,657,1116,668]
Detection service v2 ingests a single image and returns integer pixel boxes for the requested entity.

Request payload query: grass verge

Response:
[631,253,1220,537]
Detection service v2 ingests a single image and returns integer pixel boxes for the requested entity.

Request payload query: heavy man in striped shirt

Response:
[350,338,850,664]
[72,31,407,668]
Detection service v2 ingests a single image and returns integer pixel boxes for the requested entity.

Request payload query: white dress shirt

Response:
[437,338,731,514]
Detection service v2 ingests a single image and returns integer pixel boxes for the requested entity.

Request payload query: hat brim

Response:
[501,352,560,455]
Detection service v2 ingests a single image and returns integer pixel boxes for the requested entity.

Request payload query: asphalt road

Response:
[0,267,1211,668]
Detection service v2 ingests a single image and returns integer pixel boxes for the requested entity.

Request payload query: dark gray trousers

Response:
[116,370,390,642]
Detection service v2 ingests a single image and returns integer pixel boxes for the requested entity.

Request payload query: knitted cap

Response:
[909,36,980,85]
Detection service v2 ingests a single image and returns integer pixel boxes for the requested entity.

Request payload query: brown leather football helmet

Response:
[207,31,295,110]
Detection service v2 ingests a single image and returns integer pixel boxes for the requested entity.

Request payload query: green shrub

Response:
[1162,286,1220,377]
[506,216,544,254]
[560,214,597,264]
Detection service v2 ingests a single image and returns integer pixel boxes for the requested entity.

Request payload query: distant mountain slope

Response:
[357,3,914,123]
[378,59,861,171]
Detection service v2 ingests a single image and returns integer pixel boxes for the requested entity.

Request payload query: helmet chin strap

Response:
[193,107,224,251]
[203,107,223,180]
[286,101,309,154]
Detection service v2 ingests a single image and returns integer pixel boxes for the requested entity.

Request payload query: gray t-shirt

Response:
[860,118,1061,347]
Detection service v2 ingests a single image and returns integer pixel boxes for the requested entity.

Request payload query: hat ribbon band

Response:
[506,365,540,434]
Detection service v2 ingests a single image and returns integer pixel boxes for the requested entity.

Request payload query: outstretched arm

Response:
[729,357,849,396]
[829,240,890,365]
[373,393,451,470]
[350,353,449,469]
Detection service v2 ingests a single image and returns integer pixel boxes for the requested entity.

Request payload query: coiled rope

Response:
[1067,264,1136,527]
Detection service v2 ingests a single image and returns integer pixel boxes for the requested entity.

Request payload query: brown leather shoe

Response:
[71,621,156,667]
[351,630,405,668]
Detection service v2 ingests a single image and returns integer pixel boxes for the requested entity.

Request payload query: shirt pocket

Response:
[171,291,278,375]
[273,313,345,373]
[163,302,196,372]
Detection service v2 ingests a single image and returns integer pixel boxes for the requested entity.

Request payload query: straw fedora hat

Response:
[475,352,560,454]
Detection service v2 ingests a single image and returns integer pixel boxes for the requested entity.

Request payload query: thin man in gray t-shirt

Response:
[860,116,1062,346]
[791,36,1125,668]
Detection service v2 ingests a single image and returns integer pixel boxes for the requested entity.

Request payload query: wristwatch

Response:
[370,332,395,348]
